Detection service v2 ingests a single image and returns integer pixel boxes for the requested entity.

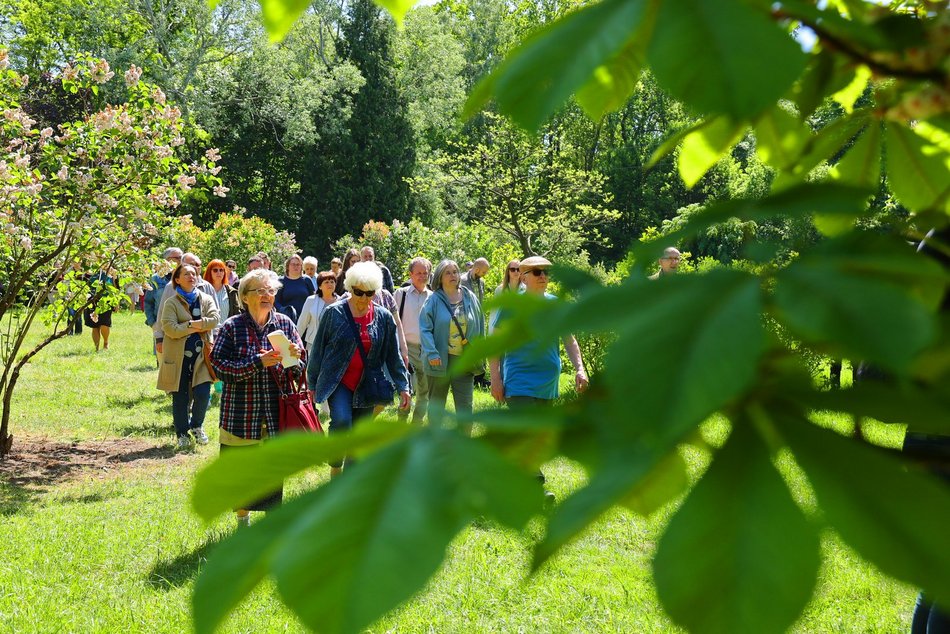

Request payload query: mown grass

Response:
[0,312,917,632]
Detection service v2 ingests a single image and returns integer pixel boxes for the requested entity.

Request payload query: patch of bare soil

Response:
[0,435,190,489]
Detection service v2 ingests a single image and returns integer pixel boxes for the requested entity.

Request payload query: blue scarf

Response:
[176,286,199,305]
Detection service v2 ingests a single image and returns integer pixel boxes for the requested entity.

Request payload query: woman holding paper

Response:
[210,268,305,527]
[307,262,410,476]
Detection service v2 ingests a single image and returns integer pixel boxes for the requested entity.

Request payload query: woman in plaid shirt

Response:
[210,268,305,527]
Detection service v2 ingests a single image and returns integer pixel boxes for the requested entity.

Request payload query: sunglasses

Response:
[526,269,549,277]
[252,287,277,297]
[508,267,520,272]
[211,267,225,272]
[352,288,376,298]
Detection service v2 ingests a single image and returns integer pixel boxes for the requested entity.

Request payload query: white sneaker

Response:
[176,436,192,450]
[192,428,209,445]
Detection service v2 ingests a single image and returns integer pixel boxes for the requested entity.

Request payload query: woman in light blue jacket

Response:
[419,259,484,428]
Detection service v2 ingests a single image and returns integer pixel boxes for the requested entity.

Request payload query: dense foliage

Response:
[186,1,950,633]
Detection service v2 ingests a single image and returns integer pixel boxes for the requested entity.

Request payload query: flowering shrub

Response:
[165,211,297,274]
[0,51,223,455]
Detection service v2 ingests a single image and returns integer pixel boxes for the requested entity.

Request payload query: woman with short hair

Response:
[159,263,220,449]
[275,254,315,321]
[307,262,410,476]
[302,256,319,287]
[210,268,305,526]
[419,259,484,428]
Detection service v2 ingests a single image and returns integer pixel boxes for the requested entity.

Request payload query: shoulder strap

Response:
[398,288,407,320]
[436,292,469,342]
[343,302,370,362]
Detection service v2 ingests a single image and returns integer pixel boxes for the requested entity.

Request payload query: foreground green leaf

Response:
[195,428,543,634]
[886,122,950,213]
[772,235,938,371]
[678,116,747,188]
[778,412,950,606]
[575,1,657,119]
[192,420,414,521]
[464,0,649,129]
[648,0,806,119]
[654,421,820,634]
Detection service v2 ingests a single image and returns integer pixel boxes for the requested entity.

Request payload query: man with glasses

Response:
[489,255,589,503]
[393,257,433,423]
[649,247,681,280]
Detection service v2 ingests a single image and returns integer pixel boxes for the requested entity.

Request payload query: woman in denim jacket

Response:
[307,262,410,476]
[419,259,484,429]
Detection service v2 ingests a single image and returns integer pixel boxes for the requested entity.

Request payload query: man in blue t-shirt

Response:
[489,255,588,503]
[489,255,588,406]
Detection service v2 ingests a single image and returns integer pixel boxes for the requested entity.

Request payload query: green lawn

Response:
[0,312,917,632]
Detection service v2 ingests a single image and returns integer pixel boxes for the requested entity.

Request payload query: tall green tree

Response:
[298,0,415,259]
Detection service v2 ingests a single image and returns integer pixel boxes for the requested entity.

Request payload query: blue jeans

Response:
[327,383,374,468]
[172,351,211,438]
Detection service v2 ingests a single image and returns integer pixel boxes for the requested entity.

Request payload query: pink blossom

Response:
[124,65,142,87]
[177,174,196,192]
[205,148,222,162]
[56,165,69,181]
[213,185,230,198]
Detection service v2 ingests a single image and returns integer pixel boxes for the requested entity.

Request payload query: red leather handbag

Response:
[269,367,322,434]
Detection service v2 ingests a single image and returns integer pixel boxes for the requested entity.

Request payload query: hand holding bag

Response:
[270,366,322,434]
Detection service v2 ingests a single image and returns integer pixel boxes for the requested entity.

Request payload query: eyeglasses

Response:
[211,267,225,272]
[508,267,520,272]
[526,269,548,277]
[352,288,376,297]
[251,287,277,297]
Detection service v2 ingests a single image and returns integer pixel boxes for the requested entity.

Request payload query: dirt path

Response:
[0,435,192,489]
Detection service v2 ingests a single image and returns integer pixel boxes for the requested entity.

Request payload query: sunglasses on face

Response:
[352,288,376,298]
[526,269,549,277]
[252,287,277,297]
[508,267,520,272]
[212,267,225,272]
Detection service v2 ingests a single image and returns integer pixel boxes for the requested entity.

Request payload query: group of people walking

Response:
[143,242,592,526]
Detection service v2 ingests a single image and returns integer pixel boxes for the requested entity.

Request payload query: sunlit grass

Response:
[0,312,917,632]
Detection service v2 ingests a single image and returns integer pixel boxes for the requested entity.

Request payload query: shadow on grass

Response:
[147,530,230,590]
[113,443,177,460]
[0,481,41,516]
[129,361,159,372]
[118,421,174,439]
[57,348,94,358]
[107,392,166,409]
[56,491,113,505]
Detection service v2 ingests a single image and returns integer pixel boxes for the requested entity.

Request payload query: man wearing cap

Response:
[489,256,589,405]
[648,247,681,280]
[489,255,588,502]
[144,247,182,365]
